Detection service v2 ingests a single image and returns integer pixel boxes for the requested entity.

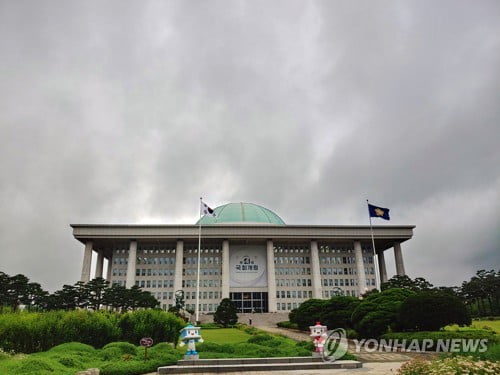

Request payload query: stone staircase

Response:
[157,357,362,374]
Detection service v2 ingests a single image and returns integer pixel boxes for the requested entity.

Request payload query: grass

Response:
[201,328,252,344]
[445,319,500,334]
[0,326,355,374]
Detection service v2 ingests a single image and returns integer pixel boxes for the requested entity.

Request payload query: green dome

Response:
[197,202,285,225]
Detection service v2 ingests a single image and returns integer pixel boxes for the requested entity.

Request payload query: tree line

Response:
[379,269,500,317]
[0,272,158,312]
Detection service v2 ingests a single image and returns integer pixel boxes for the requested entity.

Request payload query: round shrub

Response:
[57,355,82,367]
[148,342,177,355]
[247,334,274,344]
[102,342,138,356]
[289,299,327,330]
[118,309,184,345]
[17,358,54,373]
[398,292,471,331]
[351,288,416,338]
[49,342,96,353]
[57,310,119,348]
[319,296,361,330]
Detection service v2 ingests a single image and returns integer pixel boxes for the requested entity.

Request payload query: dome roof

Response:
[196,202,285,225]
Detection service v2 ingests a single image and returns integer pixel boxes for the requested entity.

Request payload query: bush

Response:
[277,321,298,329]
[398,292,471,331]
[320,296,361,330]
[213,299,238,327]
[397,356,500,375]
[118,309,184,346]
[289,299,327,331]
[102,342,138,356]
[351,288,416,338]
[58,310,120,348]
[49,342,96,354]
[0,310,183,354]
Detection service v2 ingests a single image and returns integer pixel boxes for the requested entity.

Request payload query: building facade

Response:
[72,203,414,314]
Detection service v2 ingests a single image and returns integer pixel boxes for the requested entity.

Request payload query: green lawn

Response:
[446,319,500,334]
[201,328,252,344]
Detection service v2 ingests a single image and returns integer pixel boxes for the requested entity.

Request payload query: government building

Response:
[71,202,414,314]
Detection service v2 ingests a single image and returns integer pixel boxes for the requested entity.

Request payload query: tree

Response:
[319,296,361,330]
[86,277,109,310]
[381,275,434,292]
[398,292,471,331]
[351,288,416,338]
[213,298,238,327]
[289,299,327,331]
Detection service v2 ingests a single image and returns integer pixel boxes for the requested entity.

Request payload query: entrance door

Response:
[230,292,269,313]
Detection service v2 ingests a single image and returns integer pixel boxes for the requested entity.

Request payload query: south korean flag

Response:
[200,201,216,217]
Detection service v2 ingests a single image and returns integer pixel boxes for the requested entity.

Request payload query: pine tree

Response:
[213,298,238,327]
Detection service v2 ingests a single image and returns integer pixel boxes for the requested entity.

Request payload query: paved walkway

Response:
[257,326,413,363]
[145,362,404,375]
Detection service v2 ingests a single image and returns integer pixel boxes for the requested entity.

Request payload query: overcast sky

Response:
[0,0,498,292]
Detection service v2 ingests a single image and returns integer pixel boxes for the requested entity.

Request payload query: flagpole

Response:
[195,197,202,323]
[367,199,381,291]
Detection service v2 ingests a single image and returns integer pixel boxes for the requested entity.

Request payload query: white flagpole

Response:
[367,199,381,291]
[196,197,202,323]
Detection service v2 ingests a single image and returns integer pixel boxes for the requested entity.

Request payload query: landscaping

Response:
[0,321,345,375]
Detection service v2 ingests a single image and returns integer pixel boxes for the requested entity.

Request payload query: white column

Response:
[378,251,388,283]
[354,241,367,296]
[310,240,322,299]
[394,242,406,276]
[126,240,137,288]
[221,240,230,299]
[95,251,104,278]
[266,240,277,312]
[80,241,93,282]
[106,256,112,280]
[173,240,184,292]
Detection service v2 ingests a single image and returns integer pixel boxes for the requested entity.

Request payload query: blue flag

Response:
[368,203,390,220]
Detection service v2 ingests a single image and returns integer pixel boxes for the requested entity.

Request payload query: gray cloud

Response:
[0,0,498,291]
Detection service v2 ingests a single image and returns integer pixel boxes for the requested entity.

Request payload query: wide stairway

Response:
[158,357,362,374]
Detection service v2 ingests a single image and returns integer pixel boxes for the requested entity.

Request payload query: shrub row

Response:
[0,341,182,375]
[0,310,184,353]
[277,321,298,330]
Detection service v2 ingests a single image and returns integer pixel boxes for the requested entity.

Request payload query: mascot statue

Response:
[179,323,204,359]
[309,321,328,356]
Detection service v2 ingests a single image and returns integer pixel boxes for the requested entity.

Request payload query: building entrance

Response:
[230,292,268,313]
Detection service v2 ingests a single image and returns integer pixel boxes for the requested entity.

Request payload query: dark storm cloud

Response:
[0,0,498,290]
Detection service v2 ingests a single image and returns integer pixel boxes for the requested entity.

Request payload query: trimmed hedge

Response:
[0,310,184,353]
[277,321,298,330]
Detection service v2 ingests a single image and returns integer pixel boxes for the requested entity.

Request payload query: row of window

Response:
[320,267,356,275]
[275,278,312,287]
[136,268,175,276]
[323,278,356,287]
[276,290,313,299]
[135,279,175,288]
[182,279,220,288]
[323,289,358,298]
[275,267,311,275]
[183,257,221,265]
[137,257,175,265]
[273,247,310,253]
[183,268,220,276]
[273,256,310,265]
[132,267,223,277]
